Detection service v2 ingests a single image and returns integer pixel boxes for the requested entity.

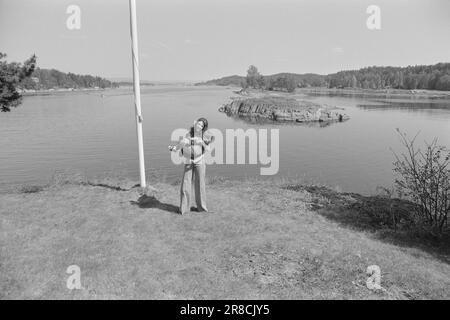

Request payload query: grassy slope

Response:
[1,178,449,299]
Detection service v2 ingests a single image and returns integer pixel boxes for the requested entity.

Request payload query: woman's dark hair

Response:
[197,117,208,132]
[190,117,208,136]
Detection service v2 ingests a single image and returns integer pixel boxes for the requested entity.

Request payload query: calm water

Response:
[1,85,449,194]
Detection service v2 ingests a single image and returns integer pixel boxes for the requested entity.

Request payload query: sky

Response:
[1,0,449,81]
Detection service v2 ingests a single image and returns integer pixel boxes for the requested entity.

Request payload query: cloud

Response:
[156,41,172,51]
[331,47,344,54]
[273,57,289,63]
[184,38,199,45]
[148,41,174,56]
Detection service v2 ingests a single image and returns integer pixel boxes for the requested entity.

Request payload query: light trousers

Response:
[180,161,207,214]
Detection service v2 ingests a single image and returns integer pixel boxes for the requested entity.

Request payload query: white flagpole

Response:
[129,0,146,187]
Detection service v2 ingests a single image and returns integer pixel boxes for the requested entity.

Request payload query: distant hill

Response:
[265,73,326,87]
[109,78,199,86]
[196,62,450,91]
[195,75,246,87]
[195,73,326,88]
[107,77,157,86]
[19,68,118,90]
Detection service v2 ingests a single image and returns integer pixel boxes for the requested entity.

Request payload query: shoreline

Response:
[20,85,450,99]
[18,83,216,97]
[217,86,450,99]
[20,87,115,97]
[296,87,450,99]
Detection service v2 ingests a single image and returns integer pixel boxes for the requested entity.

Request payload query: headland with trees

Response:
[197,63,450,92]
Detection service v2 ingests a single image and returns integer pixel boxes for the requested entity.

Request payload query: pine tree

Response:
[0,52,37,112]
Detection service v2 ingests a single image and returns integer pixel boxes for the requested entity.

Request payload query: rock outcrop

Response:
[219,96,349,123]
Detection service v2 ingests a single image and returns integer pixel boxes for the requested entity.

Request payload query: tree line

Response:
[242,65,327,92]
[1,52,118,112]
[208,63,450,92]
[327,63,450,91]
[20,67,118,90]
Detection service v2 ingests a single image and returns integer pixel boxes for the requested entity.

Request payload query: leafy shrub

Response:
[393,129,450,235]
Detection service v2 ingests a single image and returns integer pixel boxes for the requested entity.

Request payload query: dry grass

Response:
[1,176,449,299]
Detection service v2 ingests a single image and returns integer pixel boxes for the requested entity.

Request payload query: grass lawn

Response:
[1,176,449,299]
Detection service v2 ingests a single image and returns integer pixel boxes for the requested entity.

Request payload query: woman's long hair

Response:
[189,117,208,137]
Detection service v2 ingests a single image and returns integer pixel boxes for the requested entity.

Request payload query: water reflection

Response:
[359,101,449,110]
[221,113,347,128]
[304,91,450,101]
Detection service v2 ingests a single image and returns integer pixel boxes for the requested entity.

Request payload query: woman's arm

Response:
[203,131,214,146]
[169,136,190,152]
[192,134,214,151]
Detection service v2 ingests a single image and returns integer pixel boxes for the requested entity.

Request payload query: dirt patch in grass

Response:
[19,185,45,194]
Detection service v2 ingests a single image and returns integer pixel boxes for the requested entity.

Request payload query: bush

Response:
[392,129,450,236]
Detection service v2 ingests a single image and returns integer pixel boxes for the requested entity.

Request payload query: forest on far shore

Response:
[197,62,450,92]
[19,67,118,90]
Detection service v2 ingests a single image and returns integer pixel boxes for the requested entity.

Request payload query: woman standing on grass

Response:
[169,118,214,214]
